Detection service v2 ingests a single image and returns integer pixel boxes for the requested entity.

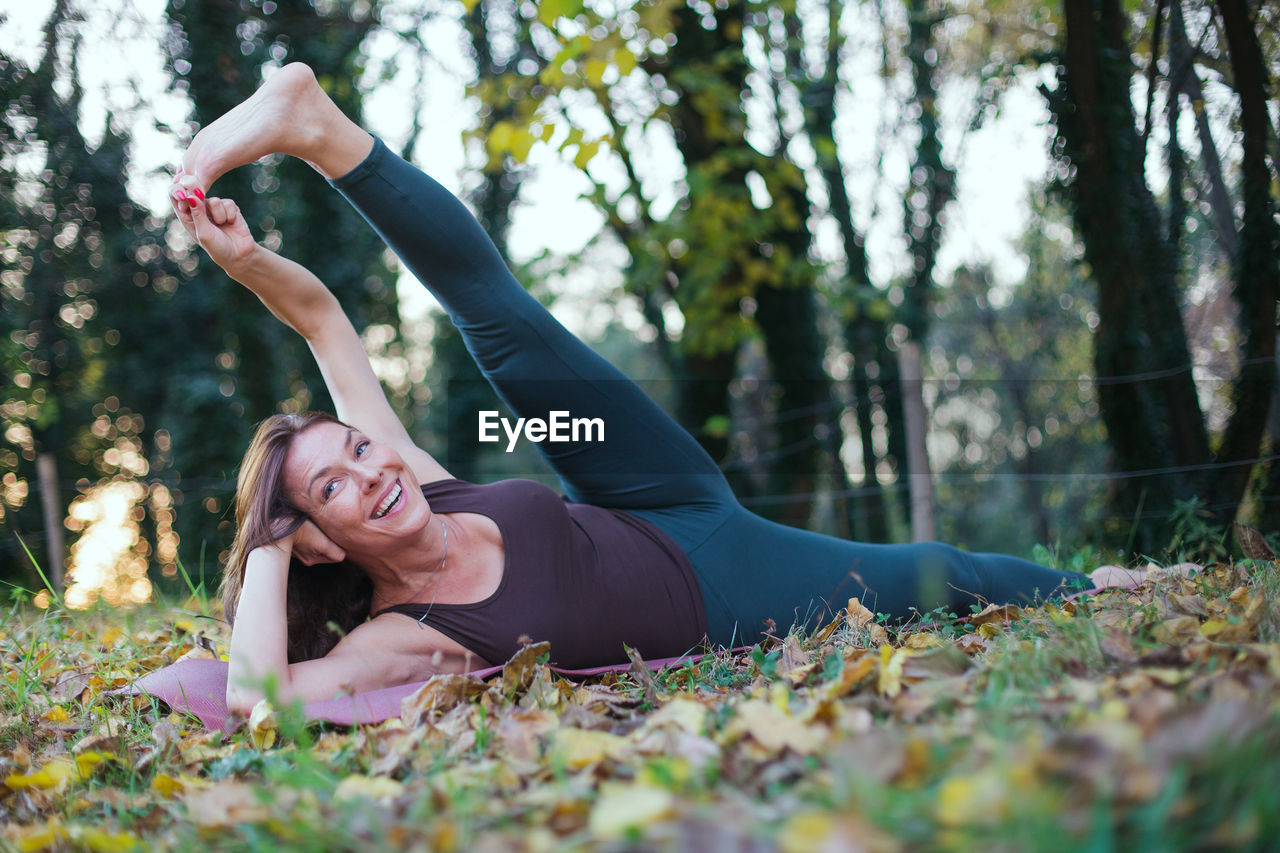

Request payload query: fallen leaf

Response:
[1150,616,1201,644]
[641,698,708,735]
[588,783,674,838]
[877,646,906,698]
[722,700,825,755]
[969,603,1023,627]
[847,597,876,630]
[333,774,404,804]
[550,727,630,769]
[401,674,491,727]
[247,699,276,750]
[1234,523,1274,561]
[183,780,272,828]
[4,752,115,793]
[501,641,551,695]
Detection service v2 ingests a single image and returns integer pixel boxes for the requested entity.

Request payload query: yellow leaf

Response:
[510,130,535,163]
[551,728,629,769]
[877,646,906,698]
[248,699,277,750]
[486,121,514,158]
[588,783,674,838]
[334,774,404,803]
[978,622,1002,639]
[780,811,900,853]
[641,698,708,734]
[81,829,141,853]
[5,752,113,792]
[779,812,834,853]
[584,57,609,86]
[613,46,638,76]
[42,706,70,723]
[904,632,942,650]
[573,139,601,171]
[16,822,71,852]
[936,770,1009,827]
[150,773,207,798]
[99,627,123,646]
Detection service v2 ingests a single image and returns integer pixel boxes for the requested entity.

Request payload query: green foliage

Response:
[1167,496,1229,564]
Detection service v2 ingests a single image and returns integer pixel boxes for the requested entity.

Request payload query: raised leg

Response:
[329,139,735,511]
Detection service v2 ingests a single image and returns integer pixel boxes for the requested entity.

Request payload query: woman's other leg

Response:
[688,508,1090,647]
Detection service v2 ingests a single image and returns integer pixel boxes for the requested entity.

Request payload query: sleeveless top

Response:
[371,479,708,668]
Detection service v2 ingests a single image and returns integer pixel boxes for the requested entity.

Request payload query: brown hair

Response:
[220,412,373,663]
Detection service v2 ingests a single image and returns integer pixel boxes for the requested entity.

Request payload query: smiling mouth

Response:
[373,482,403,518]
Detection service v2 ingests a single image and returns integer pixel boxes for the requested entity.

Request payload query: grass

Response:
[3,556,1280,851]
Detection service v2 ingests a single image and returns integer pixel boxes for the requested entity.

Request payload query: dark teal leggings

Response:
[332,138,1089,646]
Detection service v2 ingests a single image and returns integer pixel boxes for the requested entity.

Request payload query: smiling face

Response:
[281,421,431,560]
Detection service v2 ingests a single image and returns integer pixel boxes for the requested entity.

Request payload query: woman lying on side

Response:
[170,64,1134,714]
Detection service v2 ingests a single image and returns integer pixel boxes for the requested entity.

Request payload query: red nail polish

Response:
[192,188,205,200]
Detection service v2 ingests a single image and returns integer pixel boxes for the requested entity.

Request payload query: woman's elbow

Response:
[225,685,260,716]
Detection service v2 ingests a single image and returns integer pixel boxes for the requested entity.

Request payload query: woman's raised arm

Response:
[172,187,449,484]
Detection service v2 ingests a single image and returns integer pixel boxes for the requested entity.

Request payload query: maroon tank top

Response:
[371,479,708,668]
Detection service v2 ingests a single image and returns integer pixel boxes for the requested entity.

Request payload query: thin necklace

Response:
[378,517,448,628]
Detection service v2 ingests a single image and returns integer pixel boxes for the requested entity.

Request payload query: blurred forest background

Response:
[0,0,1276,609]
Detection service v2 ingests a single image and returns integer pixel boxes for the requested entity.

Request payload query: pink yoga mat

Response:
[115,652,725,731]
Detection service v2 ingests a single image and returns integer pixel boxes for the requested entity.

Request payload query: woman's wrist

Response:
[248,535,295,569]
[221,242,273,282]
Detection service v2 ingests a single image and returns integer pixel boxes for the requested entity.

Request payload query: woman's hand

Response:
[170,173,259,274]
[290,519,347,566]
[258,518,347,566]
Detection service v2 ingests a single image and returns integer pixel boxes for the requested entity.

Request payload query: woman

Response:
[172,64,1114,715]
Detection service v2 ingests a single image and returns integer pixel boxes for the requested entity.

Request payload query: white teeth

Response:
[375,483,402,518]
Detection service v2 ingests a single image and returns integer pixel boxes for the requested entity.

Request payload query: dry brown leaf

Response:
[183,780,273,827]
[969,603,1023,627]
[1150,615,1202,645]
[721,700,826,756]
[1234,522,1275,561]
[500,641,551,695]
[401,674,491,728]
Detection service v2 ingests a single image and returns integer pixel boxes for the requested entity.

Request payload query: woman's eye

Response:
[355,440,369,457]
[323,480,338,500]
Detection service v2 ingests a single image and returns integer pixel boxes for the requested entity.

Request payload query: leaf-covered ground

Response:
[4,557,1280,852]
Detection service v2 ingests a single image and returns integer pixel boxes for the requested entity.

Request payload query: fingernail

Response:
[179,174,199,189]
[192,188,205,200]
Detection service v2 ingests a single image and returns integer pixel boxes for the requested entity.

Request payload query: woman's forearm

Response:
[224,244,342,341]
[226,544,295,712]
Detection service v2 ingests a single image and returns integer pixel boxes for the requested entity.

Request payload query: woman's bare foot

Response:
[1088,561,1201,591]
[1089,565,1145,590]
[181,63,372,191]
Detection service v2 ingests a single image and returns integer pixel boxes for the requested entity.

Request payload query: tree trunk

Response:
[36,452,64,588]
[1053,0,1211,553]
[900,0,950,541]
[899,341,935,542]
[1168,0,1239,264]
[1210,0,1279,523]
[799,0,893,541]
